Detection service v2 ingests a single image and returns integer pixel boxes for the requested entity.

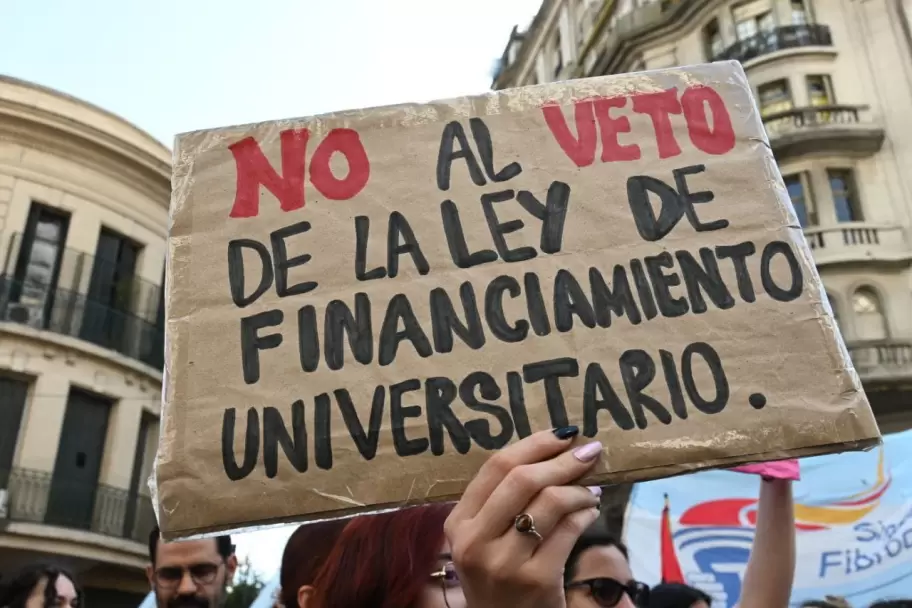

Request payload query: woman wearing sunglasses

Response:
[564,527,648,608]
[446,427,794,608]
[560,477,795,608]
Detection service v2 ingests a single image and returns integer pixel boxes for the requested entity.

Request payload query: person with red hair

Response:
[305,427,604,608]
[278,519,347,608]
[305,503,462,608]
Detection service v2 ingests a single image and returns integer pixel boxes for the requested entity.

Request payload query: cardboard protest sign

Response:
[156,61,880,539]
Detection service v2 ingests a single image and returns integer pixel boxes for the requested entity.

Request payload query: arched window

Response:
[852,287,888,340]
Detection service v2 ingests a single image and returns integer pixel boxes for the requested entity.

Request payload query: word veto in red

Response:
[542,85,735,167]
[227,128,370,219]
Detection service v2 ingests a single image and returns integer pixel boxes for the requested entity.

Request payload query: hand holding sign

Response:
[445,427,601,608]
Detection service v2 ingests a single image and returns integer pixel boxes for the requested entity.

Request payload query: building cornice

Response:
[0,75,170,162]
[0,101,170,209]
[494,0,562,89]
[0,77,171,210]
[0,322,164,388]
[590,0,719,76]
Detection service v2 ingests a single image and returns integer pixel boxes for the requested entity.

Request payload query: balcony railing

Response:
[0,233,164,369]
[0,467,156,543]
[762,105,885,158]
[763,105,869,132]
[713,24,833,63]
[848,341,912,383]
[0,276,164,369]
[803,223,911,266]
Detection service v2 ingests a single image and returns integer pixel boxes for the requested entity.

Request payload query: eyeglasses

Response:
[153,563,222,588]
[431,562,461,608]
[429,562,459,588]
[565,578,650,607]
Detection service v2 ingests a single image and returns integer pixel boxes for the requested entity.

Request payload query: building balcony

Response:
[0,276,164,369]
[712,24,833,64]
[848,340,912,384]
[0,233,163,370]
[763,105,885,159]
[0,467,156,545]
[804,223,912,267]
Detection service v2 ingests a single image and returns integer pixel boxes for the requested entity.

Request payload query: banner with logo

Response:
[625,430,912,606]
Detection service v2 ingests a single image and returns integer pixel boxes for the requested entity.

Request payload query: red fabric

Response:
[661,496,686,584]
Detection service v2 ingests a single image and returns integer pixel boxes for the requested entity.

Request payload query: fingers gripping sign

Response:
[444,427,604,608]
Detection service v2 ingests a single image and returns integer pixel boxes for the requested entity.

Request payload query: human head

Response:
[0,564,81,608]
[279,519,347,608]
[146,525,237,608]
[307,503,462,608]
[564,525,645,608]
[869,601,912,608]
[648,583,711,608]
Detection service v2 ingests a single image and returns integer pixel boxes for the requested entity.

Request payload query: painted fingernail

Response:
[573,441,603,462]
[552,426,580,440]
[587,485,603,497]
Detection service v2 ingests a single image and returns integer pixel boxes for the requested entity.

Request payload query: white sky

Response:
[1,0,542,576]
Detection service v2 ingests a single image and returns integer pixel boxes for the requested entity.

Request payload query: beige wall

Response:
[0,76,169,569]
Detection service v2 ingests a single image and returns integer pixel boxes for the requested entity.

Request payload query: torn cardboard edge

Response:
[160,436,880,541]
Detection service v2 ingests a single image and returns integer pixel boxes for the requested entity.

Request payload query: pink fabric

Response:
[730,459,800,480]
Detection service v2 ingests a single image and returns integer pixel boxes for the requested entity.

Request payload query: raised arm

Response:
[737,479,796,608]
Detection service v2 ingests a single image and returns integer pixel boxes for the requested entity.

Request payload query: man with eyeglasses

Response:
[146,526,238,608]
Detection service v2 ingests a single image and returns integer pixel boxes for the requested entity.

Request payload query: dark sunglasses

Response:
[565,578,650,607]
[154,563,221,588]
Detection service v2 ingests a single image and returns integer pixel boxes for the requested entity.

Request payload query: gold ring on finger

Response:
[514,512,543,542]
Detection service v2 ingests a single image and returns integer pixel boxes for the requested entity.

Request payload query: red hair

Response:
[280,519,347,608]
[309,503,454,608]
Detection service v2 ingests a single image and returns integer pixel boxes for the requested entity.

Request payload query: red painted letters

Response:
[631,89,683,159]
[228,128,370,219]
[680,86,736,155]
[541,102,597,167]
[593,96,640,162]
[542,85,736,167]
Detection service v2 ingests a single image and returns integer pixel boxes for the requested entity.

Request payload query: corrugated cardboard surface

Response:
[157,61,880,539]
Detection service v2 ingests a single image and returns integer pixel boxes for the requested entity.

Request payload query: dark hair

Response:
[148,526,234,564]
[0,564,82,608]
[870,602,912,608]
[564,525,629,585]
[648,583,712,608]
[279,519,347,608]
[308,504,454,608]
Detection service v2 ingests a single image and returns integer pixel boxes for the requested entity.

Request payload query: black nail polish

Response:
[552,426,579,440]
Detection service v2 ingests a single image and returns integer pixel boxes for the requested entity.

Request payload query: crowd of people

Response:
[1,429,910,608]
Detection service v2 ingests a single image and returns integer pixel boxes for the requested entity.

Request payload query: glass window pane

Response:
[791,0,808,24]
[852,288,888,340]
[758,80,793,116]
[736,19,758,40]
[828,169,860,222]
[807,75,832,106]
[784,175,809,227]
